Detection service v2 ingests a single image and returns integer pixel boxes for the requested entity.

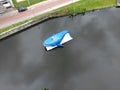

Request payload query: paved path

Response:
[0,0,79,28]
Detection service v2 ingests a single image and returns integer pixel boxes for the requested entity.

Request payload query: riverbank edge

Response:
[0,6,116,40]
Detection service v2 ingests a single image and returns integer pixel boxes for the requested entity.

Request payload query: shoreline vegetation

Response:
[0,0,117,39]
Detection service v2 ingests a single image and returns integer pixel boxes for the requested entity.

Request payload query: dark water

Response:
[1,7,120,90]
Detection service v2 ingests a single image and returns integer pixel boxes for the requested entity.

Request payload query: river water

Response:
[1,7,120,90]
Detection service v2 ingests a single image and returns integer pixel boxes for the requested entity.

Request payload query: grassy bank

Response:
[52,0,116,16]
[0,0,117,35]
[12,0,45,8]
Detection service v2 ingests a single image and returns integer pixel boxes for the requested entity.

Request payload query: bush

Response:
[69,7,86,15]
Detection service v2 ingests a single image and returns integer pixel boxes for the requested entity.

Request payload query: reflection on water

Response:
[1,7,120,90]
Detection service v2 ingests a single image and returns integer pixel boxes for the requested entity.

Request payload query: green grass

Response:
[0,0,117,35]
[12,0,45,8]
[77,0,116,10]
[53,0,117,15]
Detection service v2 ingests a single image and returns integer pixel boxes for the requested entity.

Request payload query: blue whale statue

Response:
[43,30,73,51]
